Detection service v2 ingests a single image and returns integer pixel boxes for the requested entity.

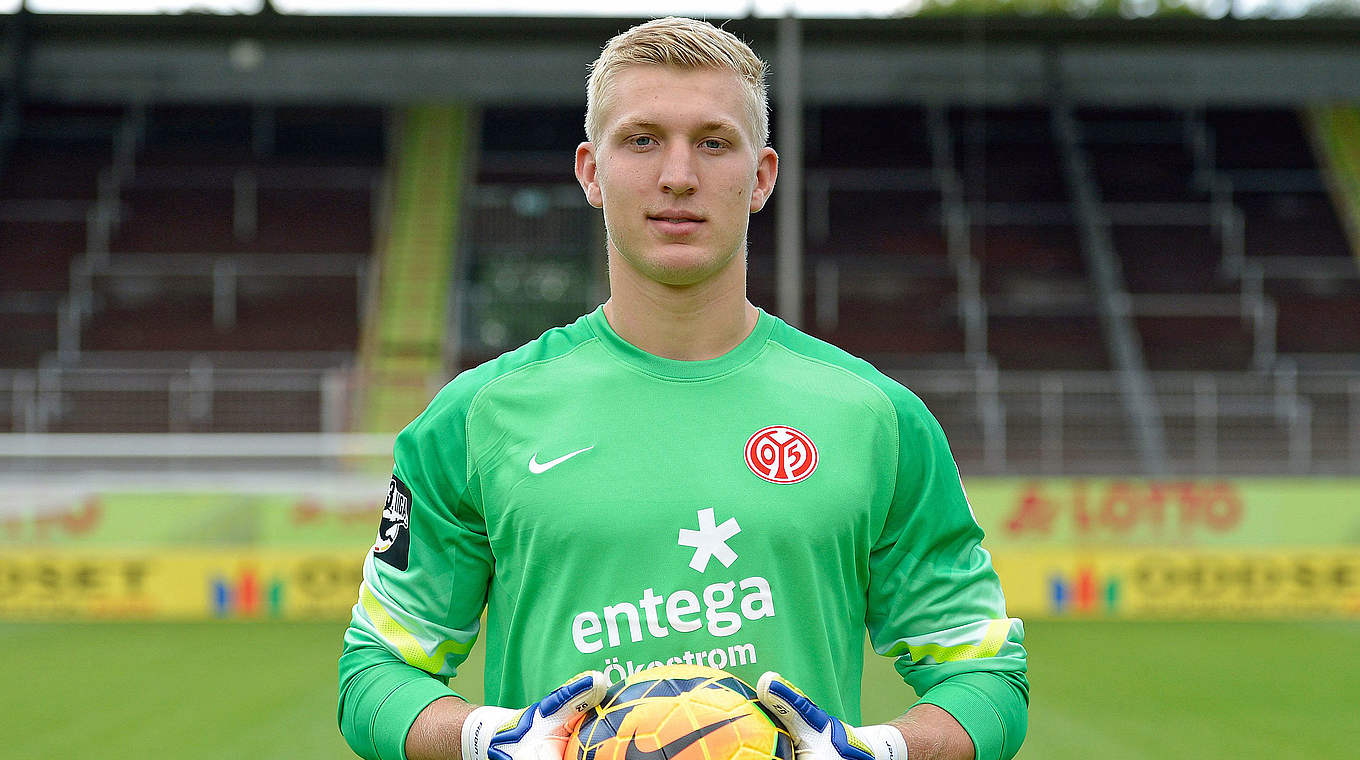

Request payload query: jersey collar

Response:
[585,304,775,381]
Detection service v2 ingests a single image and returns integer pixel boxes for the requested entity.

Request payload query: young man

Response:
[338,17,1027,760]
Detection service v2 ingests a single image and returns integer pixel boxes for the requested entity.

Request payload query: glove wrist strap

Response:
[854,724,908,760]
[461,705,518,760]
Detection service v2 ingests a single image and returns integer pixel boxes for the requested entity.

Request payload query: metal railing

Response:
[70,251,369,332]
[125,164,382,244]
[1053,103,1170,473]
[892,367,1360,476]
[0,431,393,478]
[2,363,1354,476]
[1,363,353,435]
[927,105,988,366]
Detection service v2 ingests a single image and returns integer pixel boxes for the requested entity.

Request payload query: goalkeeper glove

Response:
[462,671,607,760]
[757,672,907,760]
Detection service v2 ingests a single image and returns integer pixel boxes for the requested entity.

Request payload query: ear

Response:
[575,142,604,209]
[750,146,778,213]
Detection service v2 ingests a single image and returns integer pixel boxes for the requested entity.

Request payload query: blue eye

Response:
[633,136,654,147]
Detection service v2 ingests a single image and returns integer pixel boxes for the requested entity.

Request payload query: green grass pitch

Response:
[1,619,1355,759]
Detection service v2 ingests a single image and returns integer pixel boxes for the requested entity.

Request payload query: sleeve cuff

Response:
[914,676,1007,760]
[372,675,460,760]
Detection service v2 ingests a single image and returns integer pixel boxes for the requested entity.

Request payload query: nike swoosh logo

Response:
[624,716,742,760]
[528,445,594,474]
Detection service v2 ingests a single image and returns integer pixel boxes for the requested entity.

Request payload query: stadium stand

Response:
[3,96,1357,474]
[0,101,381,432]
[8,97,1356,472]
[0,103,117,368]
[2,16,1357,476]
[787,105,964,361]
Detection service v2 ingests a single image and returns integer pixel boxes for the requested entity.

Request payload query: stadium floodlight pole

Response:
[775,9,804,328]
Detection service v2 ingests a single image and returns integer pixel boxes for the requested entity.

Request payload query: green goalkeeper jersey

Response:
[339,306,1028,760]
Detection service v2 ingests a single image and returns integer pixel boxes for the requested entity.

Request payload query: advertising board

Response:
[2,478,1356,620]
[964,478,1360,548]
[993,548,1360,619]
[0,550,363,620]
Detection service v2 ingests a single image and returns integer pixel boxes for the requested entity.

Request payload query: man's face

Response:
[575,65,778,288]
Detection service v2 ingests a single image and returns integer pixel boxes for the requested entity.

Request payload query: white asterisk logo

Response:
[678,507,741,573]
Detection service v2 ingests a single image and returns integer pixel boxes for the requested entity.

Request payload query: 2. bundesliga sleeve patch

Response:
[372,475,412,570]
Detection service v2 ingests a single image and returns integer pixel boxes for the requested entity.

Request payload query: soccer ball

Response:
[566,664,794,760]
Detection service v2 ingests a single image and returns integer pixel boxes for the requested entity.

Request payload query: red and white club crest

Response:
[745,425,818,484]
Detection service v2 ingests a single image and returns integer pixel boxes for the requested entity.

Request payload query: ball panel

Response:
[713,676,758,700]
[684,684,746,713]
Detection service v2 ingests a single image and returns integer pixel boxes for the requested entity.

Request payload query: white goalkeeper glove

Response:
[462,671,607,760]
[757,672,907,760]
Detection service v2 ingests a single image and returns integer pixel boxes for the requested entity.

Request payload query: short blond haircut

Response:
[585,16,769,150]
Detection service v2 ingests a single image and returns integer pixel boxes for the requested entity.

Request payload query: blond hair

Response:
[585,17,769,150]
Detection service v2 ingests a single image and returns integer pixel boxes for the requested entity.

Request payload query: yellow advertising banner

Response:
[993,547,1360,619]
[0,550,363,621]
[2,477,1355,620]
[3,547,1357,621]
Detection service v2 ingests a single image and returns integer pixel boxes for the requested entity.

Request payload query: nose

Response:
[658,143,697,196]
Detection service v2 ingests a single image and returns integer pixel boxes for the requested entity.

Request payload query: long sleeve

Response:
[865,387,1029,760]
[338,379,495,760]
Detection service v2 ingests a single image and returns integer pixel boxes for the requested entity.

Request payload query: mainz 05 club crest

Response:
[744,426,818,484]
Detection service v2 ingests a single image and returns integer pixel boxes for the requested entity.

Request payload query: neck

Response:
[602,255,759,362]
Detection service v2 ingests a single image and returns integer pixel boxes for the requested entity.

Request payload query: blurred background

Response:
[0,2,1357,758]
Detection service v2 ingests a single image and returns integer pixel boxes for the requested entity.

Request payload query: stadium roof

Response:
[7,10,1360,105]
[8,9,1360,46]
[5,0,1358,19]
[7,1,942,17]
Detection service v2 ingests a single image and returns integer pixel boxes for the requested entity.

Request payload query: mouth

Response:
[648,209,704,223]
[648,211,705,234]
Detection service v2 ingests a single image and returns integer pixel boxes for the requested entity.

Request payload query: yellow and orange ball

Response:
[567,665,794,760]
